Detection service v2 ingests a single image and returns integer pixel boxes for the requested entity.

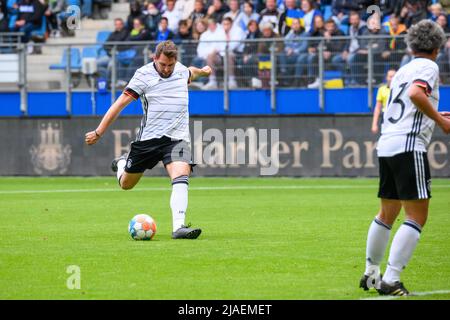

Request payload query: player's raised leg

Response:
[111,155,143,190]
[166,161,202,239]
[360,199,401,291]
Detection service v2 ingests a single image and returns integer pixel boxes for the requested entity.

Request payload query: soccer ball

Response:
[128,214,157,240]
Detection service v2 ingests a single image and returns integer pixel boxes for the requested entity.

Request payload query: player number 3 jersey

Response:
[124,62,191,143]
[377,58,440,157]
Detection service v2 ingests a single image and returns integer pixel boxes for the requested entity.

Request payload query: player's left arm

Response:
[409,85,450,134]
[188,66,212,82]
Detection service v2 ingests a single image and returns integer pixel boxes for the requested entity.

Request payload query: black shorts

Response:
[125,136,193,173]
[378,151,431,200]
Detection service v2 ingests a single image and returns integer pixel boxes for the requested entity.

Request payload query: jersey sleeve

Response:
[183,67,192,84]
[376,86,384,102]
[124,68,148,100]
[412,66,438,97]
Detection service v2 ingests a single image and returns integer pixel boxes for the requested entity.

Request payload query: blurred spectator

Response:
[192,17,207,40]
[278,0,301,36]
[234,1,259,32]
[127,1,145,32]
[0,0,8,32]
[398,0,428,28]
[44,0,66,37]
[163,0,182,32]
[383,15,407,69]
[258,0,280,32]
[127,17,152,41]
[13,0,46,43]
[207,0,229,23]
[220,16,246,88]
[351,16,389,85]
[331,0,361,24]
[143,0,164,12]
[428,2,444,21]
[300,0,322,34]
[256,22,283,88]
[436,13,450,82]
[253,0,265,13]
[156,16,175,42]
[241,19,261,84]
[174,19,194,65]
[436,13,450,33]
[81,0,93,19]
[441,0,450,14]
[143,2,162,39]
[97,18,128,83]
[117,17,152,86]
[305,14,325,87]
[224,0,240,27]
[197,18,226,88]
[175,0,196,20]
[371,69,396,134]
[378,0,399,18]
[278,18,308,86]
[332,10,366,85]
[322,18,345,67]
[174,19,192,44]
[187,0,207,29]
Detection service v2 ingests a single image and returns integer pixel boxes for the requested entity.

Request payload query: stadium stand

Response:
[0,0,449,114]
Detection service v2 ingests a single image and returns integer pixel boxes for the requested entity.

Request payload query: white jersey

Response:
[124,62,191,143]
[377,57,440,157]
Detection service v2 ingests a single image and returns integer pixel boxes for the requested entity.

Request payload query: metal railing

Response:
[1,33,449,115]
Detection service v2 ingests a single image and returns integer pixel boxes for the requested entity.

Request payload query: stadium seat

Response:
[95,31,112,58]
[7,0,18,30]
[82,46,99,59]
[31,16,47,41]
[96,31,112,44]
[49,48,82,70]
[322,5,333,21]
[339,24,349,35]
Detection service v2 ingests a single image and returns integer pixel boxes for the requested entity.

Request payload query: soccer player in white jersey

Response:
[85,41,211,239]
[359,20,450,296]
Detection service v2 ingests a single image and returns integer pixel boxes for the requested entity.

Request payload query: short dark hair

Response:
[155,40,178,59]
[160,17,168,23]
[223,17,233,24]
[349,11,360,18]
[244,1,254,10]
[179,19,189,28]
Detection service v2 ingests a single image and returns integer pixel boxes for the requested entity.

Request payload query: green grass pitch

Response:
[0,177,449,300]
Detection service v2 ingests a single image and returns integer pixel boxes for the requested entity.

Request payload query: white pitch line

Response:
[0,184,448,195]
[361,290,450,300]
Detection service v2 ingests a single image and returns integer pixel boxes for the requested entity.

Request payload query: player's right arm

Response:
[85,93,134,145]
[371,101,383,134]
[409,85,450,134]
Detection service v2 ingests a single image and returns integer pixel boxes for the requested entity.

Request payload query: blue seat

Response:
[82,46,99,58]
[49,48,82,70]
[31,16,47,38]
[7,0,18,30]
[324,70,343,80]
[95,31,112,58]
[96,31,112,43]
[322,5,333,21]
[339,24,349,35]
